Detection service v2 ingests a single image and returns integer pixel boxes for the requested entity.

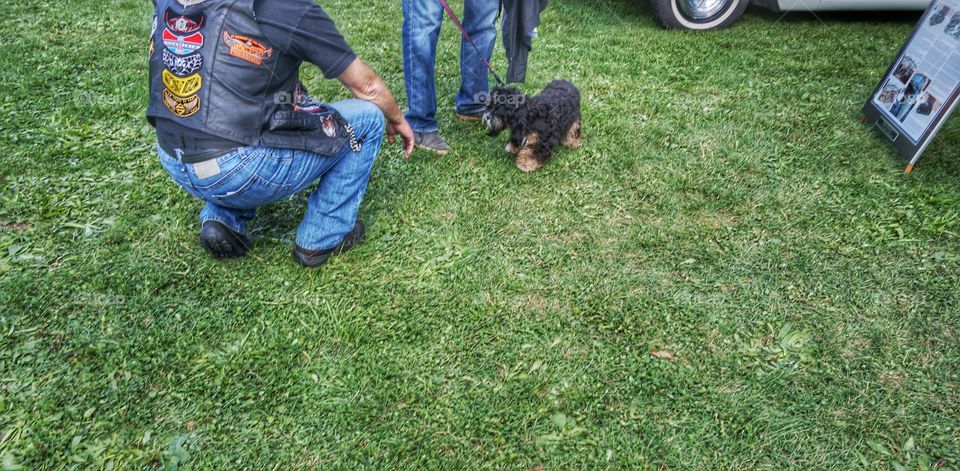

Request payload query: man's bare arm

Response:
[338,58,414,158]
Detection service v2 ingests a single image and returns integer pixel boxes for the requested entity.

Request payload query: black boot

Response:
[199,220,251,259]
[292,221,366,268]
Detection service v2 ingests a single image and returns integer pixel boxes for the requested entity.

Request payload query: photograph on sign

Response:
[870,0,960,145]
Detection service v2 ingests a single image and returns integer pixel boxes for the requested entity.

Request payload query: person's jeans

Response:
[402,0,498,133]
[157,99,385,251]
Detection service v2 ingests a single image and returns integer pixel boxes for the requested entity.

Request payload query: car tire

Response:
[650,0,749,30]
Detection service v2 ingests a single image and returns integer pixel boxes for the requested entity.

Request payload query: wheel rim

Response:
[676,0,734,22]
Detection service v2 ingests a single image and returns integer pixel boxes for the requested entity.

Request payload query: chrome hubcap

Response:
[677,0,733,21]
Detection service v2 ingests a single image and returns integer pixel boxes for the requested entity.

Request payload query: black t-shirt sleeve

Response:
[255,0,357,79]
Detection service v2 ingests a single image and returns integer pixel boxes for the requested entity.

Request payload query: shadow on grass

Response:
[912,119,960,180]
[554,0,650,22]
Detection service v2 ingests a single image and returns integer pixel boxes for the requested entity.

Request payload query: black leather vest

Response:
[146,0,349,157]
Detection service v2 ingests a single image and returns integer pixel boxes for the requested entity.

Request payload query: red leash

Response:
[438,0,506,87]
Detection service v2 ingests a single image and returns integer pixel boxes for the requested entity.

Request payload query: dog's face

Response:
[482,87,526,137]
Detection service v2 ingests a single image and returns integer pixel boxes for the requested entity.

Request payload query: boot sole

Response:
[415,144,449,156]
[199,221,250,259]
[455,114,483,122]
[293,221,366,268]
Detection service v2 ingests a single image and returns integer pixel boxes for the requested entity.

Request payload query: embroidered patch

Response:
[322,115,337,138]
[222,31,273,66]
[162,88,200,117]
[162,50,203,76]
[165,8,204,34]
[176,0,207,6]
[162,29,204,56]
[293,98,328,114]
[162,69,202,97]
[292,89,329,113]
[149,15,158,55]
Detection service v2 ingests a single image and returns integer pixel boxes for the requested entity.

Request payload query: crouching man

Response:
[147,0,413,267]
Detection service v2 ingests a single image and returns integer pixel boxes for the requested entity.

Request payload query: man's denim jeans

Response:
[157,99,385,251]
[402,0,498,133]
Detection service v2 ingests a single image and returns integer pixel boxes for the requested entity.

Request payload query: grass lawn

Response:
[2,0,960,468]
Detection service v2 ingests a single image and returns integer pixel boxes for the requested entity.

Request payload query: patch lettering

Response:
[162,50,203,76]
[176,0,207,6]
[162,29,204,56]
[165,8,204,34]
[222,31,273,66]
[162,89,201,117]
[162,69,202,97]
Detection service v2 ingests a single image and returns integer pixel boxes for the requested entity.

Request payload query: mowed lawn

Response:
[2,0,960,468]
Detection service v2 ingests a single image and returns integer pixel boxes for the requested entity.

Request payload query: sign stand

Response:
[862,0,960,174]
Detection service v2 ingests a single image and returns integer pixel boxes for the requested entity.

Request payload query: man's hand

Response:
[338,58,415,159]
[387,117,415,159]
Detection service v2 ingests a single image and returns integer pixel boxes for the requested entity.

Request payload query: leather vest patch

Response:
[163,89,201,117]
[162,50,203,76]
[163,29,204,55]
[165,8,205,34]
[162,69,203,97]
[150,16,158,56]
[222,31,273,66]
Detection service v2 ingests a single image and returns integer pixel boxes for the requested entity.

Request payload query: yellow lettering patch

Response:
[162,89,200,118]
[162,69,202,97]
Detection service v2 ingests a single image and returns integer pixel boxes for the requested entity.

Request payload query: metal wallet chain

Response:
[344,124,362,152]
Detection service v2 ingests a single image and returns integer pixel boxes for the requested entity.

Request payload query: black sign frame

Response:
[862,0,960,173]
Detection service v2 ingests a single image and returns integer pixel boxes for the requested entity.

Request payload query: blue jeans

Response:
[158,99,385,251]
[402,0,498,133]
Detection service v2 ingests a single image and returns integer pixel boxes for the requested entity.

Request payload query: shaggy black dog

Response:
[482,79,582,172]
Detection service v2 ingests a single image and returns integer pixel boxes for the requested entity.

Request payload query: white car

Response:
[652,0,930,30]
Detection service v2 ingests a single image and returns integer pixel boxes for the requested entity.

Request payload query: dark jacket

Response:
[501,0,548,83]
[146,0,348,157]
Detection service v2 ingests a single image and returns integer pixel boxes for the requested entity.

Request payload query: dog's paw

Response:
[516,154,543,173]
[563,121,582,149]
[505,142,519,154]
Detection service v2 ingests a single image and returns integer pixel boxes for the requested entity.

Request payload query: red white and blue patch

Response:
[162,29,204,56]
[162,49,203,76]
[165,8,204,34]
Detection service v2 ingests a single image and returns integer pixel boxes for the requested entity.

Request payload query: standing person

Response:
[148,0,414,268]
[402,0,499,155]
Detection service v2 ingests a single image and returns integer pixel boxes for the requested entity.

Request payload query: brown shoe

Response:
[414,131,450,156]
[455,111,484,122]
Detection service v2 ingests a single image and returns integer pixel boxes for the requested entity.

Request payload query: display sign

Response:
[862,0,960,173]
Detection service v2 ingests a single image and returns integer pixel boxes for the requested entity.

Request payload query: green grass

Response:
[1,0,959,468]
